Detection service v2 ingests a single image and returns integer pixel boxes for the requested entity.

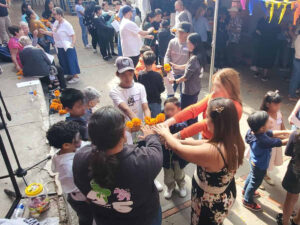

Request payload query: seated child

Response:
[60,88,88,141]
[243,111,290,211]
[47,121,93,225]
[138,51,165,117]
[83,86,101,122]
[162,97,188,199]
[134,45,161,80]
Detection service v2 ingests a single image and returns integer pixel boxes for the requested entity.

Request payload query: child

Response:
[47,121,93,225]
[243,111,290,211]
[109,56,163,192]
[138,51,165,117]
[134,45,161,80]
[277,131,300,225]
[60,88,88,141]
[260,90,285,186]
[162,97,188,198]
[158,19,174,65]
[83,86,101,122]
[75,0,90,48]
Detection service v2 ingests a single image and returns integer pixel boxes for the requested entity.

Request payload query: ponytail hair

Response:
[88,106,125,188]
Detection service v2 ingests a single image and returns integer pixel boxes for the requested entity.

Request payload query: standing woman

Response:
[171,33,206,125]
[75,0,89,48]
[73,106,163,225]
[155,98,245,225]
[164,68,243,140]
[41,7,81,84]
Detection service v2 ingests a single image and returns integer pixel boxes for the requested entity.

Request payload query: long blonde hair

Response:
[212,68,242,105]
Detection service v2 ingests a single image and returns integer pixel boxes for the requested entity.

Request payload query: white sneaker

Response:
[250,66,258,72]
[164,188,174,199]
[85,44,92,49]
[93,49,97,54]
[154,180,163,192]
[178,187,187,198]
[67,77,80,84]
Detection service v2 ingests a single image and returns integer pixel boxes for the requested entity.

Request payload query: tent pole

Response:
[209,0,220,91]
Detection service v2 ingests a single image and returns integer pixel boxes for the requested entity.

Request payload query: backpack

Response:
[0,45,11,62]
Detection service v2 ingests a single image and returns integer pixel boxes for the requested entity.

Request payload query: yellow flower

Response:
[54,90,61,97]
[132,118,142,127]
[33,90,37,96]
[58,109,67,115]
[126,121,133,129]
[156,113,165,123]
[149,118,157,126]
[164,63,171,72]
[171,28,177,33]
[153,30,158,34]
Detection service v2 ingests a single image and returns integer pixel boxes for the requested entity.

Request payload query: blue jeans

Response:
[149,103,161,117]
[173,74,183,94]
[79,17,88,47]
[118,33,122,56]
[243,163,266,204]
[289,58,300,98]
[181,91,199,126]
[150,206,162,225]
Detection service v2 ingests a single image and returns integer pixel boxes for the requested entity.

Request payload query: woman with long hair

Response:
[42,0,55,23]
[7,25,24,72]
[155,98,245,225]
[164,68,243,140]
[21,2,39,22]
[73,106,163,225]
[170,33,206,125]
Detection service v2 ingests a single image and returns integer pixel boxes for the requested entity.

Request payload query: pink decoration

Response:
[241,0,247,9]
[114,188,131,201]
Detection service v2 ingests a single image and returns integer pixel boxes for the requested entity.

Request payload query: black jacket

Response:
[158,28,174,58]
[19,46,51,77]
[93,16,114,39]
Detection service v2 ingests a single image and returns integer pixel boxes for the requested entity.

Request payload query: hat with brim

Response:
[177,22,192,33]
[115,57,135,73]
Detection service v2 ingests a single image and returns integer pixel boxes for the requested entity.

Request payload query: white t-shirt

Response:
[53,19,75,49]
[120,18,143,57]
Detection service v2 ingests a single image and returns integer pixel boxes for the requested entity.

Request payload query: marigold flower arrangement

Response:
[126,118,142,130]
[49,90,67,115]
[145,113,166,126]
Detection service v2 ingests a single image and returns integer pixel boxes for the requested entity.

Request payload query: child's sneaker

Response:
[178,187,187,198]
[154,180,163,192]
[164,188,174,199]
[242,200,262,211]
[242,190,261,198]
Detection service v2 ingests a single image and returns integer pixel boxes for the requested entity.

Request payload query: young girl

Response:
[75,0,89,48]
[260,90,286,185]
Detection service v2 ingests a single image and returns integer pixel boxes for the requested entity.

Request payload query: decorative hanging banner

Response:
[241,0,300,24]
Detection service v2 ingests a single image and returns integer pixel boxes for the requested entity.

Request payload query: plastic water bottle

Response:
[12,203,25,219]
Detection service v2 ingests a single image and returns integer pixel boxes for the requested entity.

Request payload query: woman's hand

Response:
[139,125,155,139]
[153,123,171,137]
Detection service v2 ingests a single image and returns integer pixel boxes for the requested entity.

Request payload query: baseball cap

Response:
[115,57,135,73]
[122,5,132,15]
[177,22,192,33]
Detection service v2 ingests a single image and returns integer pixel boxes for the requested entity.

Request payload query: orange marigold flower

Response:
[171,28,177,32]
[153,30,158,34]
[164,63,171,72]
[16,70,23,76]
[59,109,67,115]
[54,90,61,97]
[17,76,22,80]
[52,99,61,103]
[149,118,157,126]
[126,121,133,129]
[156,113,166,123]
[33,90,37,96]
[132,118,142,127]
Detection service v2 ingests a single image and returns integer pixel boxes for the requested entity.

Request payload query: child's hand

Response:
[138,125,155,139]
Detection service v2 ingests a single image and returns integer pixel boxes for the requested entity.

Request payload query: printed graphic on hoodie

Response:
[87,180,133,213]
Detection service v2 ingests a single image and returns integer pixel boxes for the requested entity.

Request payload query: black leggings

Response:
[89,28,98,50]
[97,34,110,58]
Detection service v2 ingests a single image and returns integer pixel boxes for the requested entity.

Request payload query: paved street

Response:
[0,1,300,224]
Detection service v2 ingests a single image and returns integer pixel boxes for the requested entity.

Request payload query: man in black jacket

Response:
[19,36,66,89]
[94,6,114,61]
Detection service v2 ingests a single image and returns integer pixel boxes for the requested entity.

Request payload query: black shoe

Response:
[103,56,109,61]
[0,122,4,130]
[112,52,118,56]
[108,55,112,59]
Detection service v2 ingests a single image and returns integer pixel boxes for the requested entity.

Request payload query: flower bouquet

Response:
[49,90,67,115]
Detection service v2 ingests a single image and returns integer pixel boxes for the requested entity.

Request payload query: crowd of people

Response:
[2,0,300,225]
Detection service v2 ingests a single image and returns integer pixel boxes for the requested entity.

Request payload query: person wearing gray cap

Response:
[109,56,151,144]
[164,22,191,95]
[119,5,154,67]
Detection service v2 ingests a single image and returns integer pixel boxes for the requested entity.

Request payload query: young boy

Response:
[47,121,93,225]
[134,45,161,79]
[82,86,101,122]
[162,97,188,198]
[243,111,290,211]
[138,51,165,117]
[60,88,88,141]
[109,56,163,192]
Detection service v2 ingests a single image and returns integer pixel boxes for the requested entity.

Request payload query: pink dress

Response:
[8,37,24,68]
[268,111,284,171]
